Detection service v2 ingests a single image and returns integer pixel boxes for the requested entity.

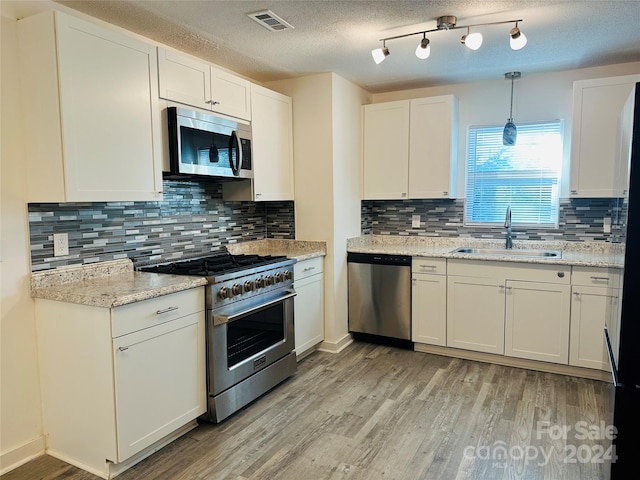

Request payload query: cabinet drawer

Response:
[112,288,204,338]
[572,267,620,287]
[412,257,446,275]
[294,257,323,281]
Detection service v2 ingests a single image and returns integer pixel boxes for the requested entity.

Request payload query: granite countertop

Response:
[31,259,208,308]
[226,239,327,261]
[347,235,625,268]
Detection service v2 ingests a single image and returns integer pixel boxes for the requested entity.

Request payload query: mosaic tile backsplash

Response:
[361,198,626,243]
[28,179,295,271]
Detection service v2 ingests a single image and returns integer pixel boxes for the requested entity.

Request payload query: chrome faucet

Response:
[504,206,513,249]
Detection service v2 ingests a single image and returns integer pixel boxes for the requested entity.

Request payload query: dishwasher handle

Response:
[347,252,411,266]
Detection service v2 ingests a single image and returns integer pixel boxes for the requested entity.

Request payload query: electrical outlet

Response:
[412,214,421,228]
[53,233,69,257]
[603,217,611,234]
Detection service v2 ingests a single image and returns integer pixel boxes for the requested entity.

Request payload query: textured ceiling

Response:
[12,1,640,92]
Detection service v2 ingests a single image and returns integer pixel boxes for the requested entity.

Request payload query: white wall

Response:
[267,73,371,349]
[329,74,370,345]
[0,15,45,474]
[372,61,640,198]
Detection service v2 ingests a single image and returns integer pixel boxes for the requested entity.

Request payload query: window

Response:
[464,120,563,227]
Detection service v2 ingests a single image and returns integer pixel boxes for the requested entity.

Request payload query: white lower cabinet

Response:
[412,258,447,346]
[446,274,506,354]
[505,280,571,363]
[36,288,206,479]
[446,260,571,363]
[294,257,324,356]
[569,267,621,371]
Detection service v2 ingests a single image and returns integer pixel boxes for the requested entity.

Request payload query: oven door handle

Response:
[213,289,296,326]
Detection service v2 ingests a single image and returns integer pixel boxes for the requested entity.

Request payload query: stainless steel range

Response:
[139,250,297,422]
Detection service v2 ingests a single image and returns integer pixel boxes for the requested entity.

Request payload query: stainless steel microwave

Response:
[167,106,252,179]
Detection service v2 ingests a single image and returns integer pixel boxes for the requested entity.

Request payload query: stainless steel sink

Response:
[451,247,561,258]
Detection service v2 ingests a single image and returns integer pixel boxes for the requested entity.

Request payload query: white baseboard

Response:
[317,333,353,354]
[46,420,199,479]
[414,343,613,382]
[0,436,45,476]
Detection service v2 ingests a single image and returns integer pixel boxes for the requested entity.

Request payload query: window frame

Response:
[463,119,564,229]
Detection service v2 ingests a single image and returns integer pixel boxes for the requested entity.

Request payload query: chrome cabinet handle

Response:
[419,264,437,269]
[442,191,448,196]
[206,100,221,105]
[573,292,581,297]
[505,286,513,291]
[118,346,129,352]
[156,306,179,315]
[590,276,610,282]
[303,266,316,272]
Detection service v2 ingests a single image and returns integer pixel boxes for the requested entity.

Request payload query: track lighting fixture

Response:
[371,40,390,64]
[371,15,526,63]
[415,34,431,59]
[461,27,483,51]
[509,22,527,50]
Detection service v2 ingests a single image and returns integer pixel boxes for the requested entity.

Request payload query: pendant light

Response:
[503,72,521,146]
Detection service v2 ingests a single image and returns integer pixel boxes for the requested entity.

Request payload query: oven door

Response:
[208,289,295,395]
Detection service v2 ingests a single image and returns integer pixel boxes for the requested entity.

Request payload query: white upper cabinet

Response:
[250,84,295,201]
[158,48,251,121]
[19,11,163,203]
[223,84,294,202]
[570,74,640,198]
[363,100,410,199]
[362,95,457,200]
[409,95,458,199]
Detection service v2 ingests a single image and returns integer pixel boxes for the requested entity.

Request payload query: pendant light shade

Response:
[503,72,521,146]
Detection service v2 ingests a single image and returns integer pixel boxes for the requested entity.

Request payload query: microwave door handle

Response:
[229,131,242,176]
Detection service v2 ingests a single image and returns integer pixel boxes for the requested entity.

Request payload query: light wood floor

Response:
[3,342,612,480]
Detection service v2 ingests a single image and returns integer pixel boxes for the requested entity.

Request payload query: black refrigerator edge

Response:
[606,82,640,479]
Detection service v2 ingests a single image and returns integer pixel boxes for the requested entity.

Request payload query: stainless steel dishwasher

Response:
[347,252,412,342]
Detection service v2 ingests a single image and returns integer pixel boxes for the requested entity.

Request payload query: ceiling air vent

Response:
[247,10,294,32]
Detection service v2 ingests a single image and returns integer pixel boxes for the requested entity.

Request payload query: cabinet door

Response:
[447,276,505,354]
[363,101,410,200]
[412,274,446,346]
[294,273,324,356]
[250,84,294,201]
[409,95,457,199]
[570,285,616,370]
[210,66,252,120]
[113,313,205,462]
[505,280,570,364]
[570,75,640,197]
[55,13,162,202]
[158,47,211,110]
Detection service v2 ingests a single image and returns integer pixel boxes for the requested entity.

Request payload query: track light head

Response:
[510,23,527,50]
[371,15,526,64]
[461,28,483,50]
[371,45,390,64]
[415,36,431,59]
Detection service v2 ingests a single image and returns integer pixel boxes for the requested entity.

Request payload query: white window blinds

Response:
[465,121,563,227]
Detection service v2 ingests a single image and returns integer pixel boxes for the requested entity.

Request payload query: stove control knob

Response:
[284,271,292,280]
[231,284,243,296]
[244,280,254,292]
[254,277,264,289]
[274,272,283,283]
[265,275,274,286]
[218,287,230,299]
